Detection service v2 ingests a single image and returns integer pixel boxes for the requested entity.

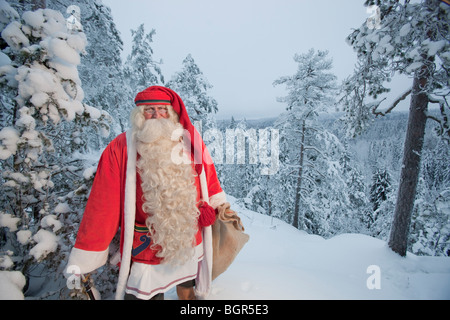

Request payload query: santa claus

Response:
[66,86,227,300]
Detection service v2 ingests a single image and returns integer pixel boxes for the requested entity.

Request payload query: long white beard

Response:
[134,117,199,265]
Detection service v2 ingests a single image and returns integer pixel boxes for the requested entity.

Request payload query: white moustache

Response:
[136,118,183,144]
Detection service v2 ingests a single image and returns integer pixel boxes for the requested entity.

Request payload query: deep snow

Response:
[1,196,449,300]
[171,196,450,300]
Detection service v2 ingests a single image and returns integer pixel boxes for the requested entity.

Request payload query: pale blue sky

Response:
[103,0,411,120]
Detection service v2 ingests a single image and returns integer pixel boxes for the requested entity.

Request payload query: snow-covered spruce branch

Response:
[372,88,412,117]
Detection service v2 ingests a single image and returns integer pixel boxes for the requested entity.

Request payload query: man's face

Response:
[143,105,169,120]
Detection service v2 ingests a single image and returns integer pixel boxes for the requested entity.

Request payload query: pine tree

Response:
[123,23,164,93]
[367,168,395,238]
[0,2,109,298]
[273,49,349,234]
[339,139,371,234]
[343,0,449,256]
[166,53,218,124]
[48,0,127,137]
[410,138,450,256]
[370,168,392,212]
[274,49,336,229]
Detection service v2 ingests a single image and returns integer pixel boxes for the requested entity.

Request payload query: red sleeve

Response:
[74,134,126,252]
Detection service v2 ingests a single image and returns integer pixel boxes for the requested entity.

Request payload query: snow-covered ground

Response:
[2,196,449,300]
[172,196,450,300]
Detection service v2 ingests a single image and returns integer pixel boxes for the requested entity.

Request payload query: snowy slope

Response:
[2,195,449,300]
[169,196,450,300]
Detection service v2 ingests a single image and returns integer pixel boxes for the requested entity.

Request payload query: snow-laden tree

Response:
[370,168,392,212]
[273,49,350,234]
[338,139,371,234]
[228,119,258,201]
[166,53,218,124]
[410,138,450,256]
[47,0,127,138]
[213,118,256,199]
[410,184,450,256]
[0,2,109,298]
[341,0,449,256]
[366,168,395,239]
[123,23,164,93]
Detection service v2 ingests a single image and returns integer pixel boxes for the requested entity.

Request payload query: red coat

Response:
[68,131,225,298]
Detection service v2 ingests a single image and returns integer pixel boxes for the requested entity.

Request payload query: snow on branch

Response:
[372,88,412,117]
[427,92,450,140]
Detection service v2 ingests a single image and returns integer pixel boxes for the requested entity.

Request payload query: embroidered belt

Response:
[134,224,149,233]
[132,223,152,258]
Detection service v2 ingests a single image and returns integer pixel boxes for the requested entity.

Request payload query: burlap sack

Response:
[211,202,249,280]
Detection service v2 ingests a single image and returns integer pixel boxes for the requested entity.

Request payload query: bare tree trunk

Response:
[293,120,306,229]
[388,0,438,256]
[388,63,430,257]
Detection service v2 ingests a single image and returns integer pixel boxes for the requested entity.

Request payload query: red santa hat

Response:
[134,86,204,175]
[134,88,171,106]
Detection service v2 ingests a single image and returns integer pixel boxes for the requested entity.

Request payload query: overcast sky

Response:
[103,0,411,120]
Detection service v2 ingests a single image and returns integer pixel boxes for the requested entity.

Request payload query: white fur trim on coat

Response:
[194,167,213,299]
[66,247,109,275]
[209,191,227,210]
[115,130,137,300]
